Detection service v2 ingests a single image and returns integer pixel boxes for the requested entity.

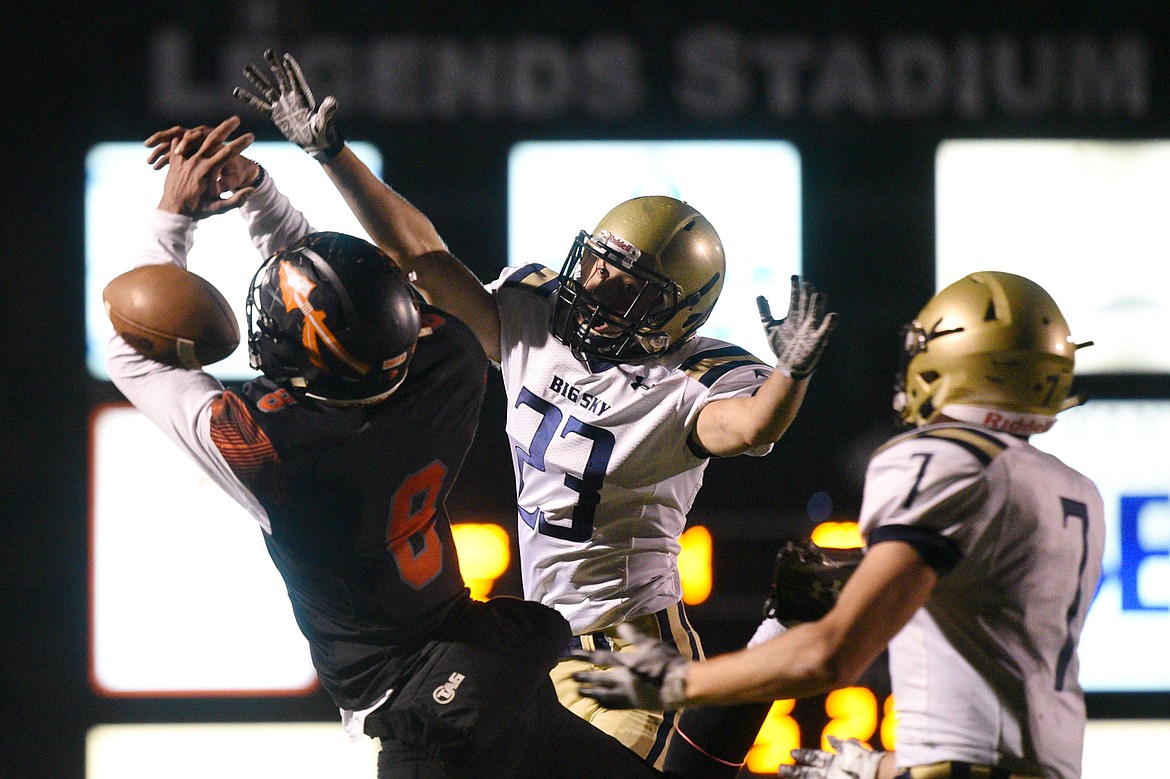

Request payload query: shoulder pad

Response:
[678,345,768,388]
[499,263,560,297]
[872,423,1009,467]
[417,310,447,339]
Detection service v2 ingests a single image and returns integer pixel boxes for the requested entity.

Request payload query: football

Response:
[103,264,240,369]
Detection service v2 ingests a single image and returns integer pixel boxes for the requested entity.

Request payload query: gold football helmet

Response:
[552,196,725,362]
[895,271,1081,427]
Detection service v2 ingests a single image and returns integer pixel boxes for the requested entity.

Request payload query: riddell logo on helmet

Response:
[597,230,640,263]
[981,411,1055,435]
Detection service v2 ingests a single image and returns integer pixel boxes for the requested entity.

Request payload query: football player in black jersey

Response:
[110,116,662,779]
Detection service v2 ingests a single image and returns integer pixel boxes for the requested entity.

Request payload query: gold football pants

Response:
[551,602,704,770]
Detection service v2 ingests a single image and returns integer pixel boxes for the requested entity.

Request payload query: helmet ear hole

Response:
[920,370,940,384]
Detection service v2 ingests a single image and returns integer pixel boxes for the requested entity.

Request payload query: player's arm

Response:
[110,117,269,521]
[106,203,228,424]
[688,430,987,704]
[572,541,935,711]
[692,369,807,456]
[681,540,936,705]
[319,147,501,361]
[112,115,251,403]
[691,276,835,456]
[111,118,242,472]
[233,49,501,361]
[689,430,989,705]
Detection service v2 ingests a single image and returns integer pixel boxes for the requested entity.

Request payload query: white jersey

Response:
[488,264,773,635]
[860,423,1105,779]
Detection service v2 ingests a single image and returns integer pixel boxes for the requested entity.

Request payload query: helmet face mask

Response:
[895,271,1079,430]
[552,196,725,363]
[553,232,680,362]
[246,232,420,405]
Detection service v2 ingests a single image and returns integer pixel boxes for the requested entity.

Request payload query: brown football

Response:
[103,264,240,369]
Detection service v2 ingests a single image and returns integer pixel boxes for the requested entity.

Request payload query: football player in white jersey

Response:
[574,271,1105,779]
[120,118,669,779]
[234,50,836,768]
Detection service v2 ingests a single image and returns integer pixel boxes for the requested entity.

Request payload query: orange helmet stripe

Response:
[278,260,370,375]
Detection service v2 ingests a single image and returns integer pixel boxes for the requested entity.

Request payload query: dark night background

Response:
[4,2,1170,776]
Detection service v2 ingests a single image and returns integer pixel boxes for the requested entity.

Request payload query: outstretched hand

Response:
[146,122,261,195]
[570,624,690,710]
[233,49,344,161]
[758,275,837,379]
[778,736,887,779]
[148,116,256,220]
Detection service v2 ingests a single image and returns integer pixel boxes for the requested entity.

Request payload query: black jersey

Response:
[208,307,488,710]
[109,189,673,776]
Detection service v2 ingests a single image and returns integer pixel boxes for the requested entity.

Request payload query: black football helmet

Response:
[246,231,420,405]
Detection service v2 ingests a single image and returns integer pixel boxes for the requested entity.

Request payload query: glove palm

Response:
[570,624,690,710]
[764,540,863,626]
[234,50,344,161]
[779,736,886,779]
[758,275,837,378]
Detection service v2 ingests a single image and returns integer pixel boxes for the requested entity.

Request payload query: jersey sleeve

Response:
[680,344,775,457]
[484,264,511,293]
[106,211,271,529]
[237,169,314,260]
[858,429,1004,572]
[134,209,197,270]
[487,263,560,368]
[486,263,548,292]
[704,362,773,402]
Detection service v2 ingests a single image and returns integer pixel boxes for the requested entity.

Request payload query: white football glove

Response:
[778,736,886,779]
[233,49,344,161]
[570,624,690,710]
[757,275,837,379]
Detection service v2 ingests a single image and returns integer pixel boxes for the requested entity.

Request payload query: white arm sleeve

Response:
[135,209,196,269]
[106,210,271,529]
[237,169,314,259]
